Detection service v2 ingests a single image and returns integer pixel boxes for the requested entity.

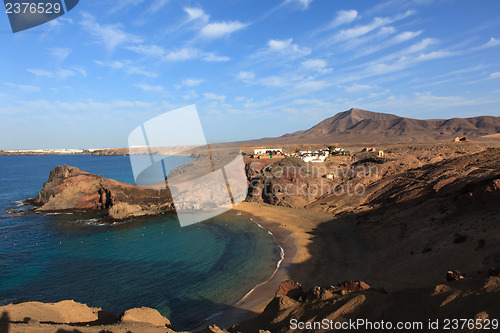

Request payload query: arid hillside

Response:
[243,108,500,144]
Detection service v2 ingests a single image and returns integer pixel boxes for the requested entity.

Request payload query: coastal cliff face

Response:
[2,276,498,332]
[233,277,500,333]
[32,165,174,219]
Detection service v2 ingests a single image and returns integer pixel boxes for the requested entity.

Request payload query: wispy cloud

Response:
[489,72,500,79]
[80,12,143,52]
[479,37,500,49]
[182,78,203,86]
[94,60,157,78]
[135,84,163,92]
[27,68,80,79]
[284,0,313,10]
[301,59,332,74]
[48,48,72,62]
[109,0,145,13]
[204,92,226,102]
[184,7,209,23]
[4,82,40,93]
[267,38,311,58]
[127,45,230,62]
[201,52,230,62]
[200,21,249,39]
[333,10,415,42]
[164,48,198,61]
[329,10,358,28]
[343,83,377,93]
[126,44,165,57]
[124,67,158,78]
[237,71,255,80]
[354,30,423,58]
[147,0,170,14]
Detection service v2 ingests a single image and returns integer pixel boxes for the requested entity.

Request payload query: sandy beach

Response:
[199,201,338,329]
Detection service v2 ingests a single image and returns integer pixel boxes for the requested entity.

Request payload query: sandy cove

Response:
[197,202,326,329]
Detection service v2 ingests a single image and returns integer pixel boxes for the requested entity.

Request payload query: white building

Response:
[253,148,283,155]
[299,149,330,163]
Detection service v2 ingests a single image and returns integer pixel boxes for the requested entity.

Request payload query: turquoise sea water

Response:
[0,155,280,329]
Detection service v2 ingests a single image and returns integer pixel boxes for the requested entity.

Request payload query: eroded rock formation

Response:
[31,165,174,219]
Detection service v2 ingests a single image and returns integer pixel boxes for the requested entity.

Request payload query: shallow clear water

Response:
[0,155,280,329]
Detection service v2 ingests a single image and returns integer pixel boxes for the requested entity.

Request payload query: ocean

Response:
[0,155,281,329]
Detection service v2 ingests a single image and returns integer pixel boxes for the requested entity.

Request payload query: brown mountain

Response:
[247,108,500,144]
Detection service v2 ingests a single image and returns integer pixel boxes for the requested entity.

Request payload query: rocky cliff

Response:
[234,276,500,332]
[32,165,174,219]
[2,276,498,332]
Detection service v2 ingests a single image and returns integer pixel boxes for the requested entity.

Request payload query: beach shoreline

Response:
[198,201,334,330]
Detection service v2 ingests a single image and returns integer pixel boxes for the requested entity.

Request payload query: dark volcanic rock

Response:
[453,234,467,244]
[32,165,174,219]
[446,270,465,281]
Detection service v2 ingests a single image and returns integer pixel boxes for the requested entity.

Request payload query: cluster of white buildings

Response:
[253,148,283,155]
[251,147,346,163]
[1,148,100,154]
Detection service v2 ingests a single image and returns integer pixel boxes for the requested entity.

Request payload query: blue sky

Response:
[1,0,499,149]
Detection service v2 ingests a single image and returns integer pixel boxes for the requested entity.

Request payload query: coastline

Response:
[199,202,334,330]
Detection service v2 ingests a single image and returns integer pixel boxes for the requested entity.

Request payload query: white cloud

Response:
[260,76,289,87]
[27,68,78,79]
[293,80,330,93]
[284,0,313,10]
[126,45,230,62]
[124,67,158,78]
[147,0,170,14]
[126,44,165,57]
[184,7,209,22]
[237,71,255,80]
[334,10,415,42]
[182,90,199,100]
[343,84,376,93]
[489,72,500,79]
[267,38,311,58]
[480,37,500,49]
[301,59,332,74]
[80,12,143,52]
[109,0,145,13]
[416,50,453,61]
[27,69,53,78]
[204,93,226,102]
[330,10,358,27]
[48,48,71,61]
[164,48,199,61]
[71,66,87,77]
[394,30,422,43]
[94,60,130,70]
[94,60,157,78]
[4,82,40,93]
[135,84,163,92]
[353,30,422,58]
[367,38,437,65]
[182,78,203,86]
[358,48,455,80]
[201,52,230,62]
[200,21,248,39]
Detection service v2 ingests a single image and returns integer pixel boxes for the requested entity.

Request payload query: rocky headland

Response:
[31,165,174,220]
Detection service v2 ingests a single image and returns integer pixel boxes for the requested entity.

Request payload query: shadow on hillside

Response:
[287,185,500,292]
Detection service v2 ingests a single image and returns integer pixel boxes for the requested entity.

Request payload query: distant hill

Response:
[244,108,500,144]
